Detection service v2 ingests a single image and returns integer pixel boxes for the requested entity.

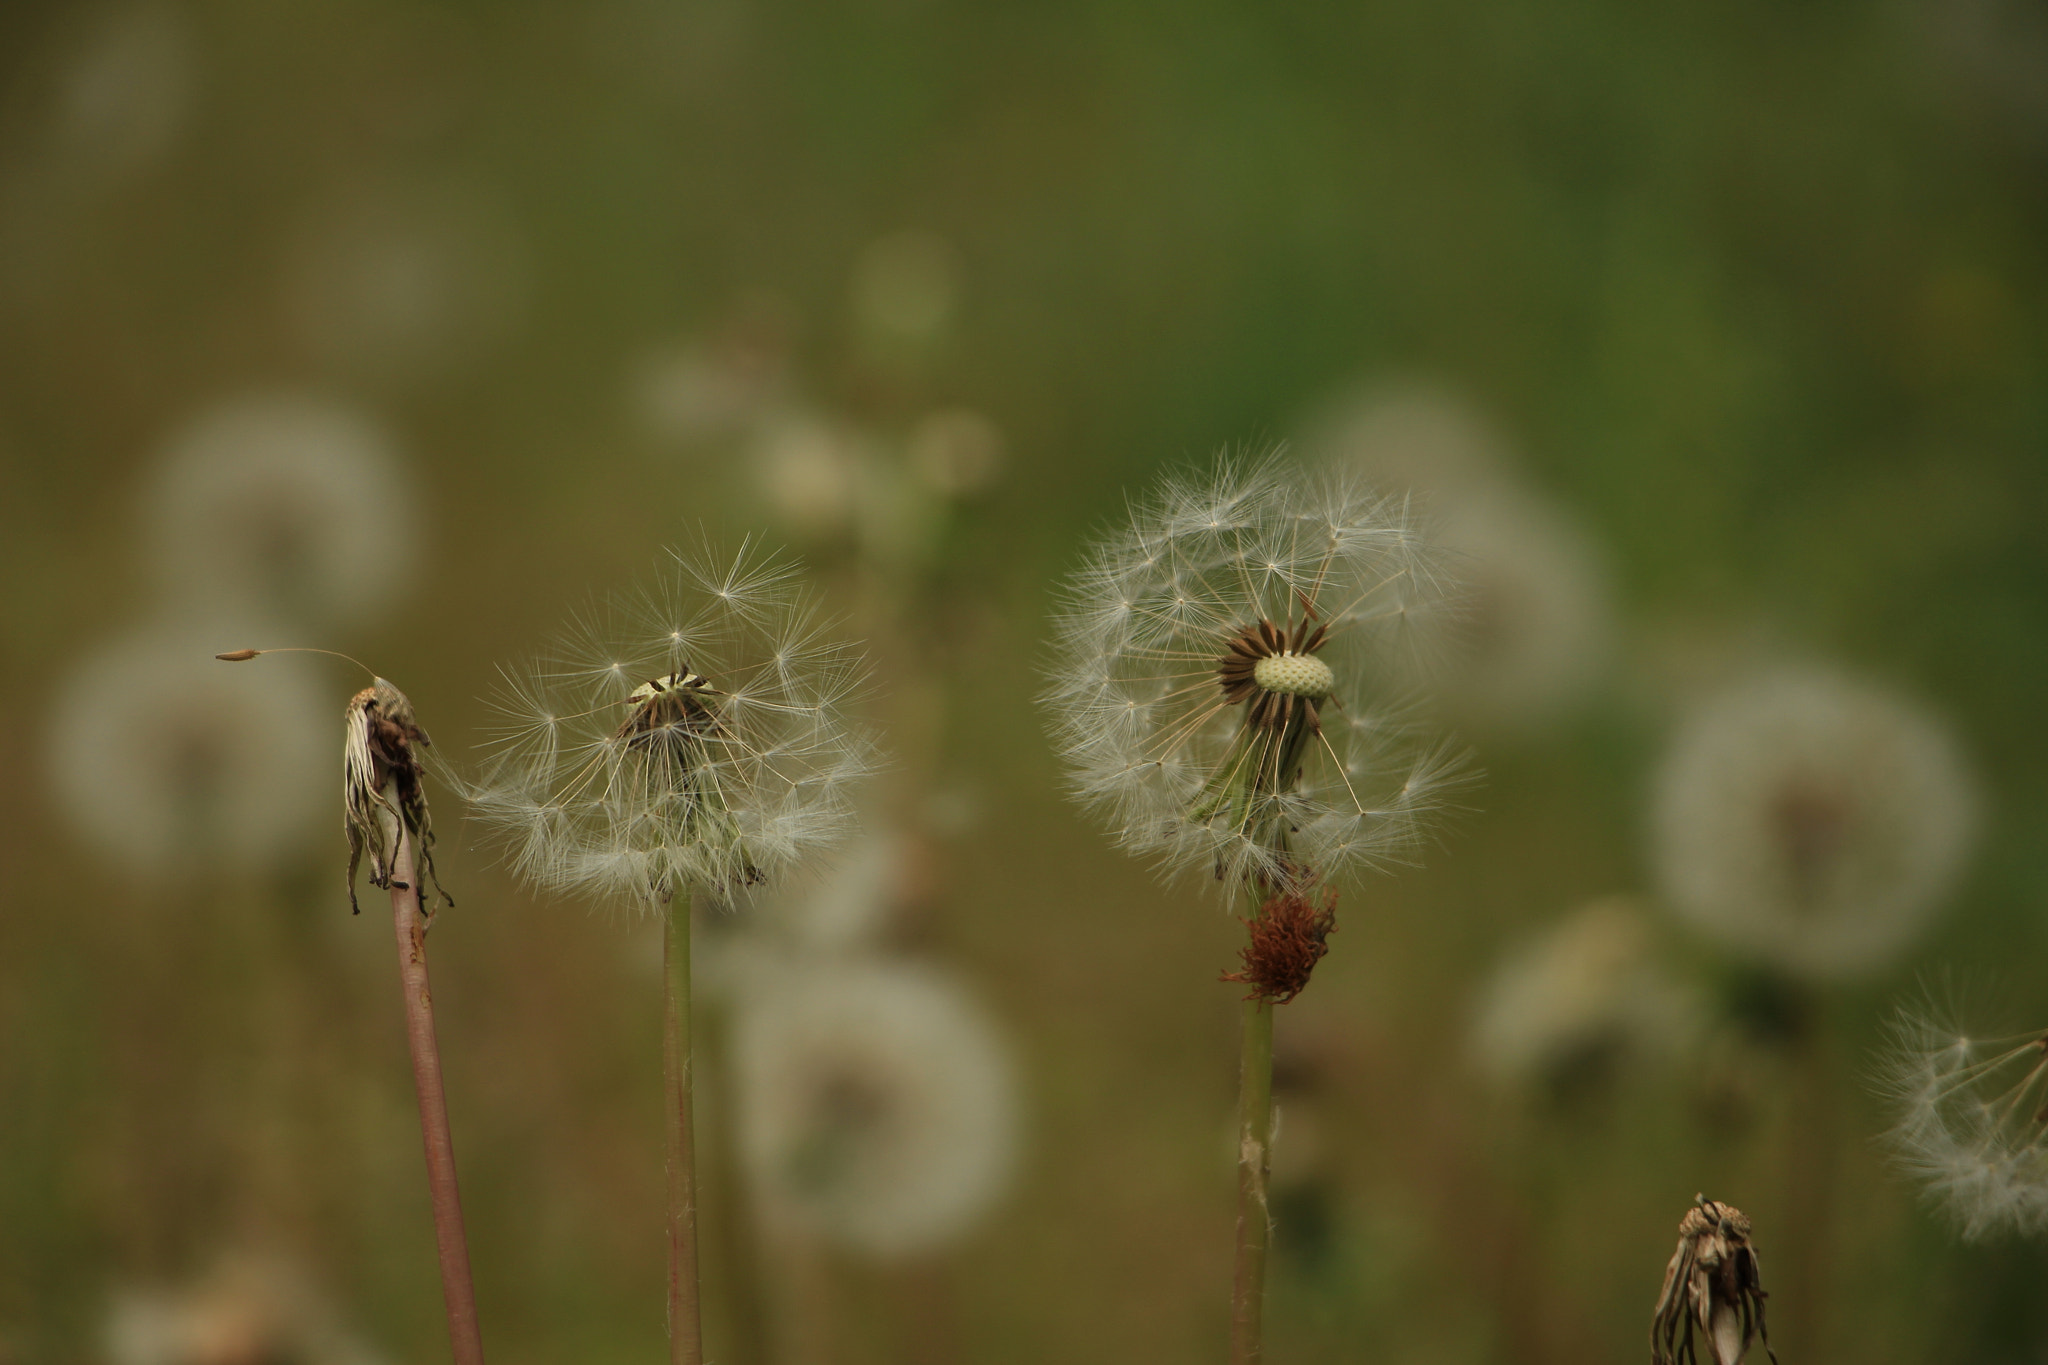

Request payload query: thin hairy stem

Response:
[387,806,486,1365]
[1232,914,1276,1365]
[665,896,705,1365]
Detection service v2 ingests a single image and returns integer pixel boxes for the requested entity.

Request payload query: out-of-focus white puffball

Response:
[144,392,415,629]
[48,619,329,878]
[732,957,1017,1258]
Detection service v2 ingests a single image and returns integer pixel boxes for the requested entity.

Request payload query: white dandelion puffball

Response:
[48,620,328,877]
[732,958,1017,1257]
[145,392,415,629]
[467,542,877,906]
[1880,1005,2048,1240]
[1044,456,1465,890]
[1651,666,1977,979]
[1469,897,1698,1090]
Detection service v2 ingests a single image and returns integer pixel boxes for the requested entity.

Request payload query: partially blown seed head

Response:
[1878,1001,2048,1240]
[466,541,876,908]
[1043,454,1467,891]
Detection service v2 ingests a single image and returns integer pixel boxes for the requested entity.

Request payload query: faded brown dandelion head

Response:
[1222,880,1338,1004]
[1651,1195,1777,1365]
[342,677,451,916]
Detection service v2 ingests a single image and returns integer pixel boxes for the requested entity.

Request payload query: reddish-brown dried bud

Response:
[1222,884,1338,1003]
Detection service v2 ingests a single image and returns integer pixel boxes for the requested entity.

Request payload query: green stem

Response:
[664,897,704,1365]
[1232,990,1275,1365]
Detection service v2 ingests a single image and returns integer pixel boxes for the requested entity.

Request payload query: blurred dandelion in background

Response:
[279,180,527,389]
[467,542,876,906]
[849,230,961,358]
[1307,380,1613,732]
[38,1,195,188]
[47,619,328,877]
[143,392,416,631]
[730,956,1016,1257]
[1469,897,1700,1098]
[1044,454,1465,892]
[1880,1002,2048,1240]
[105,1250,386,1365]
[1650,665,1978,979]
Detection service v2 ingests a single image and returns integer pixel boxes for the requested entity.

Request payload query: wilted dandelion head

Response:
[731,957,1017,1258]
[1650,1197,1775,1365]
[48,621,328,877]
[1043,454,1466,891]
[1469,897,1699,1094]
[1879,1002,2048,1240]
[468,541,876,908]
[145,392,415,629]
[1651,665,1977,979]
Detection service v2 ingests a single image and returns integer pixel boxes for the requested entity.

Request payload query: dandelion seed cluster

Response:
[468,543,876,906]
[1880,1006,2048,1239]
[1651,665,1976,978]
[1044,457,1464,890]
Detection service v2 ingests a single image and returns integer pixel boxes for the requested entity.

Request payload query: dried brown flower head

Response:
[1651,1195,1777,1365]
[1221,881,1338,1003]
[344,678,451,916]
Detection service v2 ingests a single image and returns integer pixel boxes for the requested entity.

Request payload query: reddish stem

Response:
[389,824,487,1365]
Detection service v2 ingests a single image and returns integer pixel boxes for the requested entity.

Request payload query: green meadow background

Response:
[2,0,2045,1361]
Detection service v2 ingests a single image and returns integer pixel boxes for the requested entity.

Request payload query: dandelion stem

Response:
[1232,987,1275,1365]
[664,895,705,1365]
[388,813,487,1365]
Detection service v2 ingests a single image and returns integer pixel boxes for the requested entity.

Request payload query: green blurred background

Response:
[2,0,2046,1361]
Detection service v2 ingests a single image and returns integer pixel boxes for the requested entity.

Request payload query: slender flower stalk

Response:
[217,648,480,1363]
[665,902,702,1362]
[385,791,485,1365]
[1043,455,1464,1363]
[466,542,875,1363]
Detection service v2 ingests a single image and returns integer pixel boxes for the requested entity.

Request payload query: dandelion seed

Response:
[731,957,1016,1258]
[1878,1001,2048,1239]
[1650,1196,1777,1365]
[1043,453,1465,893]
[1651,665,1977,978]
[48,620,328,876]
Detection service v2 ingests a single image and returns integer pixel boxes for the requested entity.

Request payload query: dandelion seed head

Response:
[731,957,1017,1258]
[1879,1000,2048,1240]
[466,542,876,908]
[1044,454,1466,891]
[1651,665,1977,979]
